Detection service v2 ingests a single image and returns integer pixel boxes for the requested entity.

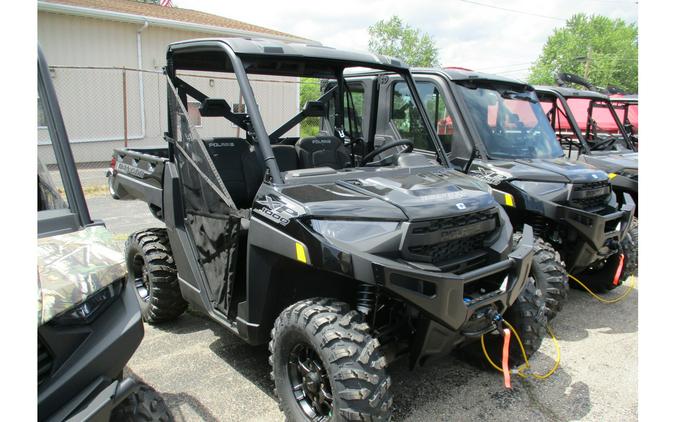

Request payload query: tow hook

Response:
[488,311,512,388]
[488,309,503,333]
[607,239,620,251]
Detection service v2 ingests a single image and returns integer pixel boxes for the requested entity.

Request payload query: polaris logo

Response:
[116,162,146,178]
[312,139,333,144]
[456,203,467,210]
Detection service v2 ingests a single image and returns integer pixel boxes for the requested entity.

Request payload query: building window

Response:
[232,103,246,113]
[231,103,246,128]
[187,101,202,127]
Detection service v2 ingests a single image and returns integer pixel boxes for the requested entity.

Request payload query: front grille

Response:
[410,208,498,234]
[403,208,499,268]
[408,232,490,263]
[38,336,53,386]
[568,181,611,211]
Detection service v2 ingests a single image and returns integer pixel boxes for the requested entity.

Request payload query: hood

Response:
[473,158,608,184]
[580,152,638,173]
[282,168,496,221]
[37,225,126,326]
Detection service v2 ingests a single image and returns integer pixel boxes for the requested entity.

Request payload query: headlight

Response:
[511,180,569,197]
[51,280,123,325]
[619,168,638,180]
[310,220,400,244]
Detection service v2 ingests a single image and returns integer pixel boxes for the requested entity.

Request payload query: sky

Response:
[173,0,637,81]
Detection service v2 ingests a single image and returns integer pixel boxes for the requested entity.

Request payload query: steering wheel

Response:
[361,140,414,164]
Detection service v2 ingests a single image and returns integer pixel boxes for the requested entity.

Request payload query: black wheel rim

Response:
[287,343,333,420]
[132,254,150,302]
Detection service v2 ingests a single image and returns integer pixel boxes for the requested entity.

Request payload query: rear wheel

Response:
[458,278,547,368]
[514,232,568,320]
[125,229,187,323]
[270,298,392,421]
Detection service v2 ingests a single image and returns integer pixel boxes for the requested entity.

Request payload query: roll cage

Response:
[164,38,450,187]
[535,87,637,155]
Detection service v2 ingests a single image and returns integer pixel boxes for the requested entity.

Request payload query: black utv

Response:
[340,67,636,312]
[107,38,545,420]
[534,85,638,217]
[37,47,169,421]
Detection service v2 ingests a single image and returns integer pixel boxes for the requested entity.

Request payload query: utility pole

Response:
[583,46,592,79]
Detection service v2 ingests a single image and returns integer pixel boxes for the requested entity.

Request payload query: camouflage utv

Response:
[37,46,169,422]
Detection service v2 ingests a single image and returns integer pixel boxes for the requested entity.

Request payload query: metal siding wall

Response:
[38,12,137,67]
[38,12,300,164]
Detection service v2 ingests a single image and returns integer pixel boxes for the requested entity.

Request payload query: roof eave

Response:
[37,1,319,45]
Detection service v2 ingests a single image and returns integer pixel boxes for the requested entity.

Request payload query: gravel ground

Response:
[87,194,638,422]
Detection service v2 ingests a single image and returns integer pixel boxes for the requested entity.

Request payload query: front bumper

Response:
[38,280,144,421]
[554,193,635,271]
[359,225,534,332]
[323,225,535,367]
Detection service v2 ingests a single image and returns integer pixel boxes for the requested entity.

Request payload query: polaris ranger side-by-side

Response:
[610,94,638,145]
[534,86,638,216]
[37,47,169,421]
[108,38,545,420]
[340,68,635,306]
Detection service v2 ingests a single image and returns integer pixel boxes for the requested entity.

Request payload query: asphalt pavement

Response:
[87,193,638,422]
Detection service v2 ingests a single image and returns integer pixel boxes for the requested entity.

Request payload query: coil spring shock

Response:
[532,215,548,239]
[356,283,376,315]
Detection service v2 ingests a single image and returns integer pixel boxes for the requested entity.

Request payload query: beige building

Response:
[38,0,314,164]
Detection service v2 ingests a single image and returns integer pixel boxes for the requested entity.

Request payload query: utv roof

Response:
[345,66,534,89]
[534,85,609,100]
[167,37,408,76]
[440,68,526,85]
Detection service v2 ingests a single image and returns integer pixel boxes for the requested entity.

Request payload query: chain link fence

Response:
[40,65,322,191]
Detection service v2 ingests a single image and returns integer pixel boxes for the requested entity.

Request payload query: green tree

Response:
[299,78,321,137]
[368,16,440,67]
[528,14,638,93]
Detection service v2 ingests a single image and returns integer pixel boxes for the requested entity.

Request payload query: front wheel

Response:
[269,298,392,421]
[622,219,638,277]
[111,383,172,421]
[514,232,568,320]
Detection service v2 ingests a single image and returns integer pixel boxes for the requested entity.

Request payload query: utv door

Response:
[165,78,247,319]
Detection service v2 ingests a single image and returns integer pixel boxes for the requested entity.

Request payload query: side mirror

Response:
[199,98,231,117]
[303,101,327,117]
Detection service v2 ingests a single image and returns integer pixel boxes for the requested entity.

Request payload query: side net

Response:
[167,77,242,317]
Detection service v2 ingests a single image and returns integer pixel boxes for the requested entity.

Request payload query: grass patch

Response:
[58,184,110,198]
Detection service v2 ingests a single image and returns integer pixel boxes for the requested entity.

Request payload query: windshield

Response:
[457,83,564,159]
[566,97,632,150]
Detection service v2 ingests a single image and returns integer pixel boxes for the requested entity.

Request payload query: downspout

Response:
[136,20,149,140]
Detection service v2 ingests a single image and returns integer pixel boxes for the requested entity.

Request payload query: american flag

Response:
[160,0,173,6]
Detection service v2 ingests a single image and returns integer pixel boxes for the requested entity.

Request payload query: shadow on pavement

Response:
[145,301,606,421]
[152,308,277,401]
[123,367,220,422]
[550,287,638,342]
[387,351,591,421]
